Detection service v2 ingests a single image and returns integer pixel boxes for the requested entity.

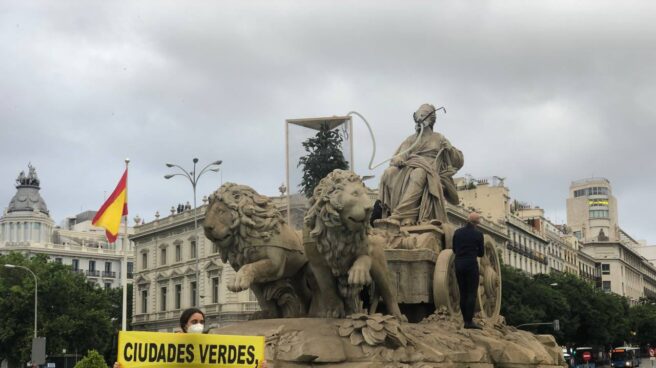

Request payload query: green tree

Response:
[297,123,349,198]
[0,252,120,366]
[629,301,656,346]
[500,266,635,347]
[74,350,108,368]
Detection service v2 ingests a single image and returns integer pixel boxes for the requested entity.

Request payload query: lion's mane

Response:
[208,182,283,253]
[304,170,369,284]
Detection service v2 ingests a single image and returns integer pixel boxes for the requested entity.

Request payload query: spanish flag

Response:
[92,169,128,243]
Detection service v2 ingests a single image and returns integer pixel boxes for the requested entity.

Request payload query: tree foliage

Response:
[0,252,131,366]
[501,265,648,348]
[74,350,108,368]
[297,123,349,198]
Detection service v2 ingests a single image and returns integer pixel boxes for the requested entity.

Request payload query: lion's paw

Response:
[230,270,255,292]
[348,266,372,287]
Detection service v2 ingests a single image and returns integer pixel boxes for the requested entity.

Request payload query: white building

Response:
[0,165,134,289]
[567,177,656,302]
[582,241,656,303]
[635,245,656,268]
[567,177,619,243]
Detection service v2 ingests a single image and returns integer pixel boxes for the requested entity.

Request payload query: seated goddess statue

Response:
[379,103,464,226]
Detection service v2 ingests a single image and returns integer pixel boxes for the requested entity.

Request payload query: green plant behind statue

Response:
[298,123,349,198]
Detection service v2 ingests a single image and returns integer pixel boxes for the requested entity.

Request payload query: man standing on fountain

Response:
[453,212,485,330]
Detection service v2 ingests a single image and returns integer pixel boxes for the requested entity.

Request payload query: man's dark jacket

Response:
[453,223,484,259]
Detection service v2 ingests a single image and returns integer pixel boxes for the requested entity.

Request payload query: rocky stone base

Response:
[209,311,567,368]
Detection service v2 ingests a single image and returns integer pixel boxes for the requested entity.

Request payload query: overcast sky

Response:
[1,1,655,244]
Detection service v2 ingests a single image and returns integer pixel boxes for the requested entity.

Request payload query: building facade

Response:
[582,241,656,303]
[635,245,656,268]
[567,178,619,243]
[456,177,551,275]
[0,165,133,289]
[577,248,601,287]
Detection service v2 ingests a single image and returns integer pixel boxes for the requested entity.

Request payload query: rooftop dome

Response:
[7,163,49,215]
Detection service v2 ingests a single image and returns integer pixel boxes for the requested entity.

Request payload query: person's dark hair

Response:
[370,199,383,227]
[179,308,205,332]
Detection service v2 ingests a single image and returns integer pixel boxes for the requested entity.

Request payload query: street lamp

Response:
[4,264,38,338]
[165,158,222,306]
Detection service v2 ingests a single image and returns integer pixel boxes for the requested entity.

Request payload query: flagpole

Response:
[122,158,130,331]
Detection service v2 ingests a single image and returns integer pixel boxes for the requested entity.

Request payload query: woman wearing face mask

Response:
[179,307,205,334]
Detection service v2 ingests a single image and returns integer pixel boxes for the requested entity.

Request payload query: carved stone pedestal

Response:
[210,312,566,368]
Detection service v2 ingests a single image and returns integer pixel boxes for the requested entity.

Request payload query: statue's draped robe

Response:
[379,130,464,224]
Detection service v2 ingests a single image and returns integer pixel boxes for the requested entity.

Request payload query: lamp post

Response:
[4,264,38,337]
[165,158,222,306]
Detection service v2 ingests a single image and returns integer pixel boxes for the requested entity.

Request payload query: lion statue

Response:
[203,182,312,319]
[303,169,404,320]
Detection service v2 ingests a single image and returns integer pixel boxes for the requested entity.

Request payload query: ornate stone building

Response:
[0,165,134,289]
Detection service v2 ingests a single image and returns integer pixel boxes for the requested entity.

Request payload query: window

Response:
[175,284,182,309]
[89,260,96,272]
[127,262,133,278]
[575,187,609,197]
[72,259,79,271]
[105,262,112,272]
[160,248,167,265]
[141,289,148,313]
[589,210,609,219]
[212,277,220,304]
[190,241,197,259]
[190,281,197,306]
[601,264,610,275]
[54,258,62,264]
[602,281,611,291]
[104,283,112,289]
[34,223,40,242]
[142,253,148,270]
[175,245,182,262]
[161,286,167,311]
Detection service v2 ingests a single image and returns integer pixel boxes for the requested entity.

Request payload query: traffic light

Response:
[553,319,560,331]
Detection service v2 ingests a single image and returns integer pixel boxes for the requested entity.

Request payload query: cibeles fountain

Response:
[203,105,566,367]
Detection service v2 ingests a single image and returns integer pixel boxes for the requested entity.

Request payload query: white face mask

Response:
[187,324,204,334]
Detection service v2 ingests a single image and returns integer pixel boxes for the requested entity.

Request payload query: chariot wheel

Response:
[433,249,461,315]
[475,235,502,319]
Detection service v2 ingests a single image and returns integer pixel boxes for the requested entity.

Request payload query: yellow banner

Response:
[588,199,609,206]
[118,331,265,368]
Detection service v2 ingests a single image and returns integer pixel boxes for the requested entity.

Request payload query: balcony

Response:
[127,272,134,279]
[102,271,116,278]
[72,269,85,274]
[86,270,100,277]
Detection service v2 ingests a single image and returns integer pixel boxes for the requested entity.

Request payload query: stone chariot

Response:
[375,220,502,323]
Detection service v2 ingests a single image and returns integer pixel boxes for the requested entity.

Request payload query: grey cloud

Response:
[1,0,655,242]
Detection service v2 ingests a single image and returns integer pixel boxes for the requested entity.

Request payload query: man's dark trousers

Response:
[455,257,479,324]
